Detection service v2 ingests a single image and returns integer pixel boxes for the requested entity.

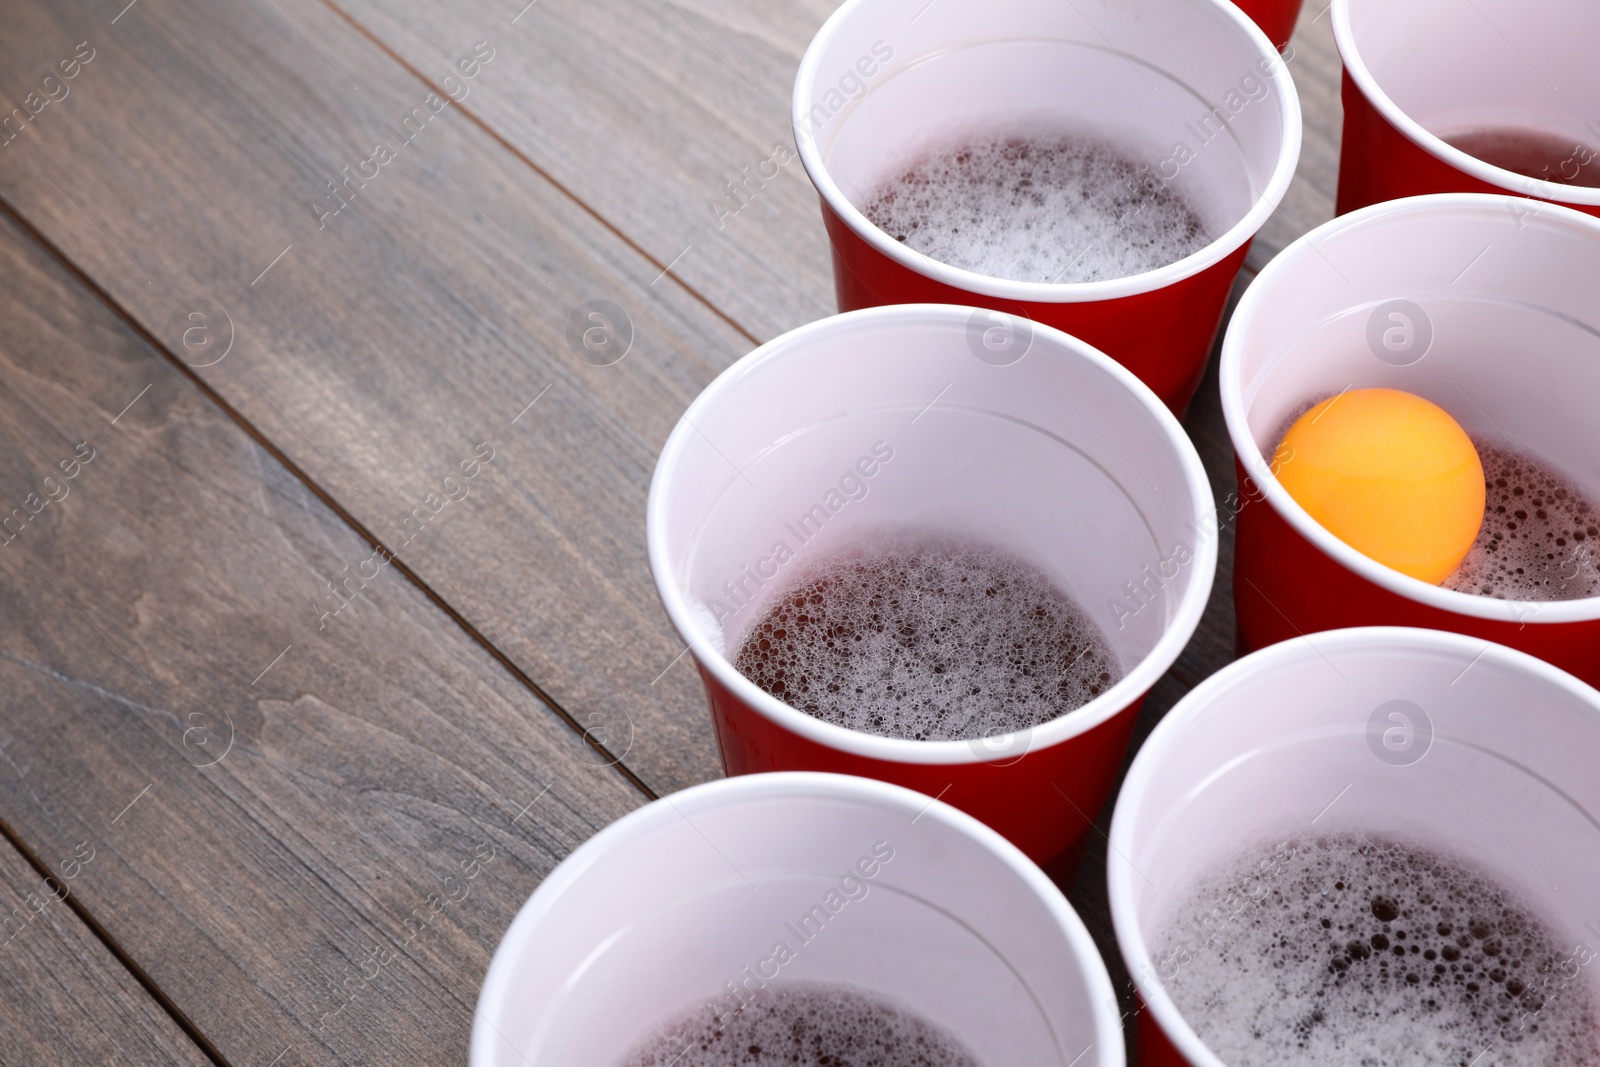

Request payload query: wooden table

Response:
[0,1,1344,1062]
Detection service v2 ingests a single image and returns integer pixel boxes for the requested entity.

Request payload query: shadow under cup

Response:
[470,773,1124,1067]
[1108,628,1600,1067]
[647,305,1216,866]
[1222,194,1600,684]
[793,0,1300,416]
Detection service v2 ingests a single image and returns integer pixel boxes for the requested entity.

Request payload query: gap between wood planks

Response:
[0,0,1289,1059]
[314,0,764,352]
[0,191,661,811]
[0,98,1268,817]
[0,4,1271,815]
[0,3,1270,1049]
[0,812,231,1067]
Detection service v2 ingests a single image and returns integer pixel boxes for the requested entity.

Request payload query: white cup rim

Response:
[1220,192,1600,623]
[471,771,1126,1067]
[1332,0,1600,208]
[1106,625,1600,1067]
[647,304,1218,766]
[791,0,1303,303]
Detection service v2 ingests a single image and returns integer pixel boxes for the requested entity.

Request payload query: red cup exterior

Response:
[1233,0,1306,51]
[821,201,1251,418]
[698,662,1143,868]
[1136,1002,1195,1067]
[1232,458,1600,686]
[1336,70,1600,219]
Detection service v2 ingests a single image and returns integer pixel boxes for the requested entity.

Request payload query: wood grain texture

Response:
[0,203,643,1065]
[0,0,1349,805]
[0,0,1355,1059]
[1246,4,1345,274]
[0,832,212,1066]
[330,0,842,341]
[324,0,1345,339]
[0,0,748,794]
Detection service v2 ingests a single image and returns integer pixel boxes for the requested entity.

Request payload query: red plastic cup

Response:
[1333,0,1600,217]
[1221,193,1600,685]
[648,304,1216,867]
[1108,627,1600,1066]
[1235,0,1306,51]
[473,773,1124,1067]
[792,0,1301,417]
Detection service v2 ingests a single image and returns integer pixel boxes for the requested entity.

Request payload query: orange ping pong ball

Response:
[1273,388,1485,584]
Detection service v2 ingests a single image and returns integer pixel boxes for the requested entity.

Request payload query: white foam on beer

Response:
[859,128,1213,284]
[733,532,1120,742]
[616,981,980,1067]
[1156,832,1600,1067]
[1444,442,1600,600]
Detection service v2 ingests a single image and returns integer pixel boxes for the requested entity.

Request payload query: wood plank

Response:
[0,830,213,1066]
[0,0,750,793]
[334,0,840,340]
[0,202,643,1063]
[1246,4,1344,274]
[0,2,1344,1062]
[324,0,1345,339]
[0,0,1354,805]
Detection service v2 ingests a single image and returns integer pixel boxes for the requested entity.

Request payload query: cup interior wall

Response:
[487,790,1108,1066]
[658,312,1207,693]
[1344,0,1600,156]
[805,0,1292,256]
[1118,639,1600,1003]
[1234,201,1600,503]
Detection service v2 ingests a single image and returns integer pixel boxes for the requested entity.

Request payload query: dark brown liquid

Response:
[1444,128,1600,188]
[1159,833,1600,1067]
[733,534,1119,741]
[615,981,980,1067]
